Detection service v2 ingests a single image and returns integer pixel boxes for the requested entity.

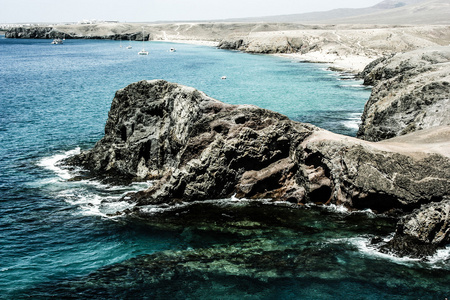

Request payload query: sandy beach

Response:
[153,39,219,47]
[276,52,373,73]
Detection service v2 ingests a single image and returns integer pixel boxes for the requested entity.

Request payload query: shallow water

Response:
[1,36,448,299]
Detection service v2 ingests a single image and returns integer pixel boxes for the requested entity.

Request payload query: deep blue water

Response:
[0,36,449,299]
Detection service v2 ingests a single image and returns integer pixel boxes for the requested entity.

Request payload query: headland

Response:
[7,0,450,257]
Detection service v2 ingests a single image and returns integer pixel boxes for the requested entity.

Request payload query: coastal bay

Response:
[2,0,450,296]
[6,22,450,74]
[1,37,382,298]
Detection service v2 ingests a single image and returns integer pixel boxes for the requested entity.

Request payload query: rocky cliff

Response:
[5,27,65,39]
[64,79,450,257]
[357,46,450,141]
[5,26,149,40]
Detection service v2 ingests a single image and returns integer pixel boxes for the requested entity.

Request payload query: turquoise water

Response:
[0,36,449,299]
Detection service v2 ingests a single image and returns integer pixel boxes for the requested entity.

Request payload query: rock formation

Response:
[5,27,65,39]
[357,46,450,141]
[5,26,149,40]
[64,79,450,257]
[379,197,450,258]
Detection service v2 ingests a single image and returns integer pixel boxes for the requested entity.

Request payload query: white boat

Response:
[51,38,63,44]
[138,27,149,55]
[170,47,176,52]
[138,49,149,55]
[126,37,132,49]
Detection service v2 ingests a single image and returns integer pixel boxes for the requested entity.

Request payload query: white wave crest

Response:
[338,236,450,269]
[36,148,154,218]
[427,245,450,268]
[37,147,81,180]
[343,112,362,130]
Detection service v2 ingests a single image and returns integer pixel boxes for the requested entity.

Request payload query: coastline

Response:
[152,39,372,74]
[276,52,374,74]
[153,38,371,73]
[154,38,373,74]
[153,39,219,47]
[6,23,450,74]
[2,21,450,297]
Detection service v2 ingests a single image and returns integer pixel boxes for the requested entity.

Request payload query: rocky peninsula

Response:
[64,76,450,258]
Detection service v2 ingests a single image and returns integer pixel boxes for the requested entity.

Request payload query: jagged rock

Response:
[400,198,450,245]
[381,197,450,258]
[302,130,450,212]
[217,38,247,51]
[358,46,450,141]
[65,80,315,200]
[378,198,450,258]
[64,80,450,214]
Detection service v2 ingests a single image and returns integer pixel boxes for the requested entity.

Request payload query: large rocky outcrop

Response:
[357,46,450,141]
[64,80,450,256]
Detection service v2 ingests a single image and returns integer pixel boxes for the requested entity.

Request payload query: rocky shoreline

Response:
[63,76,450,258]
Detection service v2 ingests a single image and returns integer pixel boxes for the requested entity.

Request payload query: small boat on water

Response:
[138,27,149,55]
[138,49,149,55]
[51,38,63,44]
[170,47,176,52]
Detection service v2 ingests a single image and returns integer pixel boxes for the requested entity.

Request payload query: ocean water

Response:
[0,36,449,299]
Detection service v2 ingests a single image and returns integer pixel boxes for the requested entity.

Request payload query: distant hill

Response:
[325,0,450,25]
[222,0,449,25]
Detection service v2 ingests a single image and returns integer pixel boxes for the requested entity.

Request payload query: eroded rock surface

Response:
[64,80,450,256]
[358,46,450,141]
[65,80,314,201]
[378,197,450,258]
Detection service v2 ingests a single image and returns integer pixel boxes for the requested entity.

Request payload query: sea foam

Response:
[37,148,81,180]
[344,235,450,270]
[36,148,151,218]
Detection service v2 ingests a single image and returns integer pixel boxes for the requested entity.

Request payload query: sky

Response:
[1,0,384,24]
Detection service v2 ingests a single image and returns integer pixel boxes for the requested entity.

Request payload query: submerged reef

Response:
[22,202,449,299]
